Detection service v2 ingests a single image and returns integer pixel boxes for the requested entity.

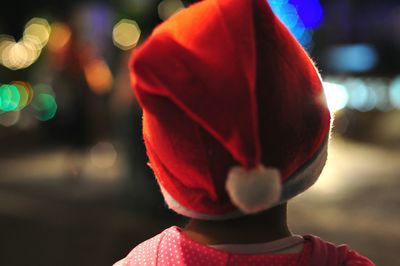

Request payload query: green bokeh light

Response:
[31,93,58,121]
[0,84,21,112]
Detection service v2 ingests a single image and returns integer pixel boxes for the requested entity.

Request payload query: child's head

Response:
[129,0,331,221]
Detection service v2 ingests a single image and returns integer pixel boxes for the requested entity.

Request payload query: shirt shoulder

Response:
[113,227,174,266]
[303,235,375,266]
[344,249,376,266]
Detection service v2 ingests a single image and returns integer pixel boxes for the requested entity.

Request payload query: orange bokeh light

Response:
[83,60,114,94]
[48,23,72,52]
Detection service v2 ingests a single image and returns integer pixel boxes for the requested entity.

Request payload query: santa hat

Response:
[129,0,331,220]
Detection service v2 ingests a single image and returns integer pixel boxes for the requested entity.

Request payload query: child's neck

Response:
[182,204,291,245]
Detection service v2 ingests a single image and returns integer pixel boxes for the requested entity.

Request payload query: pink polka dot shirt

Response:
[114,226,375,266]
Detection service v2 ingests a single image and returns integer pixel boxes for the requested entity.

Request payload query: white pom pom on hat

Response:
[226,165,282,214]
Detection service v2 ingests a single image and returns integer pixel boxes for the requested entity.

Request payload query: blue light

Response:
[298,29,313,50]
[368,79,390,111]
[268,0,323,50]
[275,3,299,28]
[268,0,289,13]
[290,20,306,40]
[389,76,400,109]
[345,78,378,112]
[290,0,324,29]
[327,44,378,73]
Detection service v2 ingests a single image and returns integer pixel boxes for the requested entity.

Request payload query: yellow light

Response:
[48,23,72,52]
[90,142,118,169]
[0,40,41,70]
[158,0,185,21]
[0,33,42,70]
[84,60,114,94]
[0,38,16,69]
[9,42,29,69]
[23,17,51,49]
[0,18,50,70]
[112,19,141,51]
[21,38,41,63]
[0,35,15,56]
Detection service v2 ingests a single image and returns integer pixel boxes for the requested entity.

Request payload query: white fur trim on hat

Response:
[225,165,282,214]
[157,137,329,220]
[159,185,242,220]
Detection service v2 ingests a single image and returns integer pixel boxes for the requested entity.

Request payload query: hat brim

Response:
[159,137,329,220]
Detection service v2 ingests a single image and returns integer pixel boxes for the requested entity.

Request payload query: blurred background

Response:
[0,0,399,265]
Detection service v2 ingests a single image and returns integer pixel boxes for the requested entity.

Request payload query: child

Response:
[115,0,375,265]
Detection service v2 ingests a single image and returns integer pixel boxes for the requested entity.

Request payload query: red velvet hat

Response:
[130,0,331,219]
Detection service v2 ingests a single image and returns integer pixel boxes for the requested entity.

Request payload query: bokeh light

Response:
[84,59,114,94]
[11,81,33,110]
[20,38,42,66]
[0,37,26,70]
[48,23,72,52]
[389,76,400,109]
[322,77,400,112]
[326,44,378,73]
[112,19,141,51]
[0,17,51,70]
[323,81,349,113]
[345,78,376,112]
[30,83,57,121]
[268,0,324,50]
[31,93,58,121]
[273,2,299,28]
[368,79,390,112]
[0,84,21,112]
[158,0,185,21]
[8,42,28,69]
[90,141,118,169]
[0,111,20,127]
[0,35,15,51]
[0,82,59,123]
[290,0,324,29]
[23,17,51,49]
